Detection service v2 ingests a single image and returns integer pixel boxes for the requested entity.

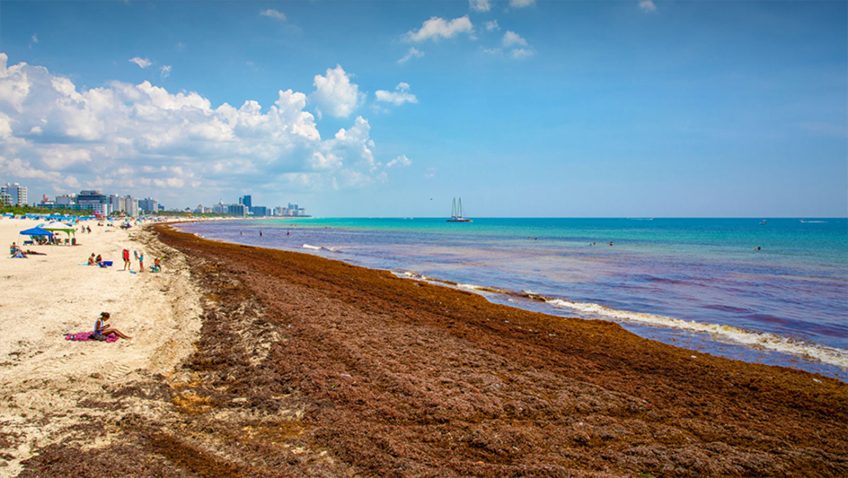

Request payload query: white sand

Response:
[0,216,201,476]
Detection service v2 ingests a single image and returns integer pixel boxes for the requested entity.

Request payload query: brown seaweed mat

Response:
[18,224,848,477]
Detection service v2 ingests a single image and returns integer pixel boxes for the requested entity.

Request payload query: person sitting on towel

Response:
[93,312,131,340]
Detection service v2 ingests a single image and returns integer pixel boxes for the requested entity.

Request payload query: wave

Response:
[545,298,848,369]
[800,220,828,224]
[302,243,341,253]
[392,271,848,370]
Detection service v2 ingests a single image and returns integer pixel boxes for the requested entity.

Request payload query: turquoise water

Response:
[180,218,848,379]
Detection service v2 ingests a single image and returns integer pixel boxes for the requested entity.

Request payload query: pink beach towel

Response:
[64,331,119,343]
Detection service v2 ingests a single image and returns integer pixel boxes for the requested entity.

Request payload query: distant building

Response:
[227,203,248,216]
[212,201,227,214]
[250,206,268,216]
[239,195,253,208]
[56,194,76,206]
[1,182,28,206]
[138,197,158,213]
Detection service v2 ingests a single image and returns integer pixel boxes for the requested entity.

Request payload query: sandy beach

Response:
[0,217,201,477]
[3,223,843,477]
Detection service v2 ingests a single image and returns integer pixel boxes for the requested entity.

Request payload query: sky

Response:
[0,0,846,217]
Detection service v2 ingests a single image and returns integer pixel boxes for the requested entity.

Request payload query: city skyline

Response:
[0,1,846,217]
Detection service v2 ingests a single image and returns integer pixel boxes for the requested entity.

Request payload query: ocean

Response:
[178,217,848,380]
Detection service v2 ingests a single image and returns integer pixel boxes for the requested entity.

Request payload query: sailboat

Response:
[447,197,472,223]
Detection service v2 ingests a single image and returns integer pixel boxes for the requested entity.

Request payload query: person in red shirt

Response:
[122,248,130,270]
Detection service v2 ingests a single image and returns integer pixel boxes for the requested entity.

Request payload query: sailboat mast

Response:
[458,197,463,217]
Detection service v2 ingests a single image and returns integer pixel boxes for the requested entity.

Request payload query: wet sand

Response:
[17,224,848,477]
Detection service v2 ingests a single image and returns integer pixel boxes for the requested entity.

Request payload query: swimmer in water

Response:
[609,241,614,246]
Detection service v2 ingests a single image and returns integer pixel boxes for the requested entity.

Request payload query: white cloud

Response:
[31,34,39,45]
[160,65,172,78]
[511,48,534,59]
[495,31,534,59]
[469,0,491,12]
[387,154,412,168]
[260,8,286,21]
[0,52,393,202]
[375,82,418,106]
[397,47,425,64]
[639,0,656,12]
[129,57,152,69]
[405,16,474,43]
[484,20,500,32]
[311,65,363,118]
[510,0,535,8]
[502,31,528,47]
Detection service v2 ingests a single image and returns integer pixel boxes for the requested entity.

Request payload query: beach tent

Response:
[43,221,76,236]
[19,226,54,238]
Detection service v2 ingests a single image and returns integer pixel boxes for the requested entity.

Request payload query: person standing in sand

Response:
[93,312,131,340]
[139,251,145,272]
[122,248,130,270]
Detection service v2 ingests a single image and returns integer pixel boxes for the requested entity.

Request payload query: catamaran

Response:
[447,197,472,223]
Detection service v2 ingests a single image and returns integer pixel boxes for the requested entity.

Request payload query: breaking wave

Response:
[392,271,848,370]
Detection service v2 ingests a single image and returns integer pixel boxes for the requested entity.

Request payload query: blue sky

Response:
[0,0,845,216]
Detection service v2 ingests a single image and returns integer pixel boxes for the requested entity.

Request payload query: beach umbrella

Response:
[19,226,54,238]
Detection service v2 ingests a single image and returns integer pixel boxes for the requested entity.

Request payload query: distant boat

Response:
[447,197,472,223]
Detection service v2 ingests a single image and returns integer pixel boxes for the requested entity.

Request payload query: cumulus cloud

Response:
[469,0,491,12]
[484,20,500,32]
[510,0,536,7]
[639,0,656,12]
[502,31,528,47]
[405,16,474,43]
[128,57,152,69]
[375,83,417,106]
[160,65,172,78]
[260,8,286,21]
[397,47,425,64]
[386,154,412,168]
[311,65,363,119]
[0,53,392,203]
[493,31,534,58]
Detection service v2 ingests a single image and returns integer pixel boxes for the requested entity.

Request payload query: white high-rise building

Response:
[1,183,28,206]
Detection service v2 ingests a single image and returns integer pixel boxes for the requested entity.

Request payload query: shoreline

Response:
[179,219,848,379]
[13,223,846,476]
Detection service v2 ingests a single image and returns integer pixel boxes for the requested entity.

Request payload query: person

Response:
[138,251,144,272]
[122,248,130,270]
[151,257,162,272]
[93,312,131,340]
[95,254,102,265]
[88,253,96,265]
[10,242,18,256]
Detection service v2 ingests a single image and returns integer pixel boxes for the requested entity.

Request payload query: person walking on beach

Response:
[138,251,145,272]
[93,312,131,340]
[122,248,130,270]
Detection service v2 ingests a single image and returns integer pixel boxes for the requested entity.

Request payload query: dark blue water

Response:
[179,218,848,380]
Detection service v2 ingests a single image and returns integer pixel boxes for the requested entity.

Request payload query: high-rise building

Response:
[239,195,252,208]
[1,182,28,206]
[77,190,108,211]
[227,203,248,216]
[138,197,158,213]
